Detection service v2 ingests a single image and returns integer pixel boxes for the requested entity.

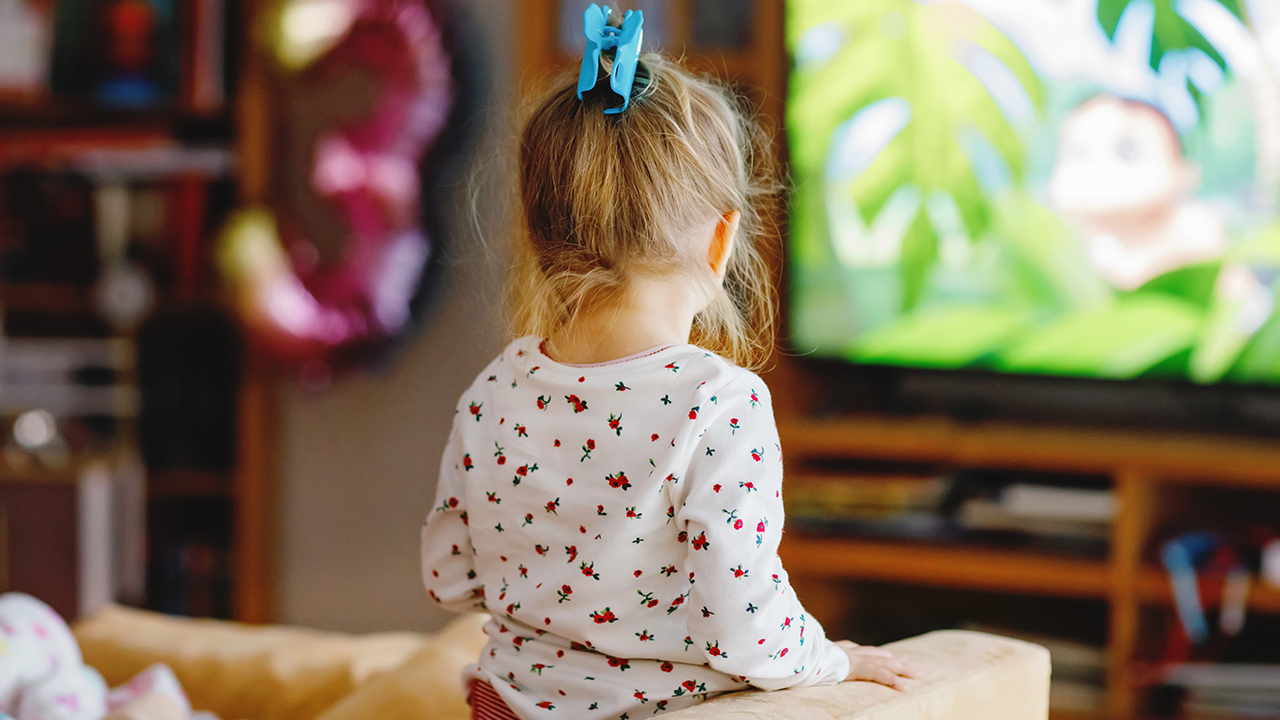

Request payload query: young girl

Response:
[422,12,915,718]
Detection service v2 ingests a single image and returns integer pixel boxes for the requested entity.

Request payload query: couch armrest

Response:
[663,630,1050,720]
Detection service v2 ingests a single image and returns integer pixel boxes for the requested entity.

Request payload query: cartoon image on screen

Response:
[787,0,1280,384]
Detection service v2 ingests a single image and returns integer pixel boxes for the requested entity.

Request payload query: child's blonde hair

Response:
[509,52,780,370]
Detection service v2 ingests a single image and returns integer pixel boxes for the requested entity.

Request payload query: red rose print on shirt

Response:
[469,401,482,421]
[606,471,631,490]
[565,394,588,413]
[513,463,538,486]
[590,608,618,624]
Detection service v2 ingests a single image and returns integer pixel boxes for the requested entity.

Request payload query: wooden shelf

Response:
[1137,568,1280,615]
[778,415,1280,488]
[149,469,231,499]
[779,535,1112,600]
[0,100,232,135]
[796,547,1280,615]
[0,128,174,171]
[2,283,94,316]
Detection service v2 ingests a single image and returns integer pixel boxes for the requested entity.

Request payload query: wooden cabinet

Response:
[776,415,1280,718]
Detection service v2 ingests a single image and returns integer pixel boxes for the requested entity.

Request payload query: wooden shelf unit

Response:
[0,1,275,624]
[780,536,1112,599]
[776,414,1280,719]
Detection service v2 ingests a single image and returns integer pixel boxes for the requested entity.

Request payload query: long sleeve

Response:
[672,377,849,690]
[421,420,486,613]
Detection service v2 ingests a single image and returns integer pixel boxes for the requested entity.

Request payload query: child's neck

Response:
[545,276,701,365]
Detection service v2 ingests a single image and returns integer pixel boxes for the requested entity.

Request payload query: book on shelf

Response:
[956,498,1110,540]
[1157,664,1280,718]
[787,470,957,542]
[180,0,226,114]
[38,0,227,111]
[787,472,951,517]
[0,0,53,99]
[787,470,1113,555]
[999,483,1117,523]
[1,338,137,417]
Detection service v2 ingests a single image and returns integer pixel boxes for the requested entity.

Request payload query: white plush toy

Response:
[0,594,191,720]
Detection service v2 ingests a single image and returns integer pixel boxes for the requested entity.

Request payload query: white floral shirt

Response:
[421,336,848,719]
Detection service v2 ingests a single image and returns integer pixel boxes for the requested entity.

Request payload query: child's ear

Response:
[708,211,741,282]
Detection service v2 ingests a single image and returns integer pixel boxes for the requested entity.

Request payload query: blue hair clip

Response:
[577,4,645,115]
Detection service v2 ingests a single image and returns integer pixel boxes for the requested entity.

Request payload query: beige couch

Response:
[74,606,1050,720]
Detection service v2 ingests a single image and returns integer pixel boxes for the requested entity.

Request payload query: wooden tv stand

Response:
[775,413,1280,718]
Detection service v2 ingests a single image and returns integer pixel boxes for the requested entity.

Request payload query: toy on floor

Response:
[0,594,196,720]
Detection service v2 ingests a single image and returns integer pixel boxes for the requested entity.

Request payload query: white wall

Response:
[276,0,514,633]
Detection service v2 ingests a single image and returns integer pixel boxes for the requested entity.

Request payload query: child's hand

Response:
[835,640,918,690]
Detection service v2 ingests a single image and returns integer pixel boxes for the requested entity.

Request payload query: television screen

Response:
[786,0,1280,384]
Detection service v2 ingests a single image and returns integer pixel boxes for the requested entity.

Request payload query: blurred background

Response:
[2,0,1280,719]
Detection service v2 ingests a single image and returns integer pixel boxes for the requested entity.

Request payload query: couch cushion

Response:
[75,606,432,720]
[311,614,489,720]
[660,630,1050,720]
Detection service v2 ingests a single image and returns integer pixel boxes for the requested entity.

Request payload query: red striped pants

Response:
[469,679,522,720]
